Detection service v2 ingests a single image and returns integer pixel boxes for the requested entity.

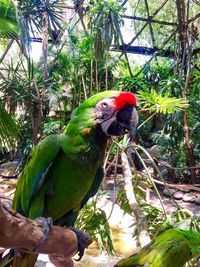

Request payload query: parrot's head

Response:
[70,91,138,139]
[94,91,138,138]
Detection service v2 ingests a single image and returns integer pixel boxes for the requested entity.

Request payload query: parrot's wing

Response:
[13,135,61,216]
[149,240,192,267]
[80,166,104,208]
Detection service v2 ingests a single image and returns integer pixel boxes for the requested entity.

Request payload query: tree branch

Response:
[0,200,92,267]
[121,151,151,248]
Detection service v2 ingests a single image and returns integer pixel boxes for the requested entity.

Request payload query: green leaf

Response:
[0,100,20,151]
[138,89,189,114]
[0,0,19,39]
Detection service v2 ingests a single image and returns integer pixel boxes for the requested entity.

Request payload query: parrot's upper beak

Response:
[126,121,138,138]
[121,106,138,138]
[101,105,138,137]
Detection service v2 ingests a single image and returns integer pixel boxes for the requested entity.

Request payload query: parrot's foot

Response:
[67,227,92,261]
[36,217,53,242]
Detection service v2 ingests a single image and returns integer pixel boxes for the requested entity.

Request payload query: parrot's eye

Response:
[95,98,116,122]
[101,102,108,109]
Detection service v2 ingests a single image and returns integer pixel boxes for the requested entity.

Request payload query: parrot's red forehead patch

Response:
[114,92,137,110]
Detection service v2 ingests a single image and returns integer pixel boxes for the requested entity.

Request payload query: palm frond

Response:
[0,0,19,39]
[0,100,20,150]
[18,0,64,34]
[85,0,124,59]
[138,89,189,114]
[15,0,64,53]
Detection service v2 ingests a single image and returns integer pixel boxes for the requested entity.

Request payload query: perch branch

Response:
[0,200,92,267]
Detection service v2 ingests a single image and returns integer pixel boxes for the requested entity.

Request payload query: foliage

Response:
[85,0,124,59]
[117,174,166,238]
[43,117,65,136]
[16,0,64,51]
[117,175,200,242]
[0,0,19,39]
[0,100,20,150]
[147,67,200,174]
[119,60,200,176]
[138,89,188,114]
[57,33,117,105]
[76,197,115,255]
[164,208,200,232]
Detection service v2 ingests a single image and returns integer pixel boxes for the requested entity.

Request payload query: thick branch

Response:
[121,152,151,248]
[0,200,92,267]
[151,178,200,193]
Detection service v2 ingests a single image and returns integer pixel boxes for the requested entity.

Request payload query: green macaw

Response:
[115,228,200,267]
[11,90,138,267]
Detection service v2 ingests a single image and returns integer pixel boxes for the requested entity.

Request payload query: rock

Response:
[179,187,190,193]
[182,193,197,203]
[173,191,184,200]
[195,197,200,205]
[0,161,19,177]
[163,188,176,197]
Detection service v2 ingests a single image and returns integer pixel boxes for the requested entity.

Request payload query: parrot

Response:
[114,228,200,267]
[11,90,138,267]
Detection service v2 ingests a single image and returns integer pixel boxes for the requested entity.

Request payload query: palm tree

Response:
[0,0,64,146]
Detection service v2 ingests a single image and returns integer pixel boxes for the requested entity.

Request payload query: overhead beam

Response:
[111,44,200,57]
[127,0,169,47]
[121,15,177,26]
[111,45,174,57]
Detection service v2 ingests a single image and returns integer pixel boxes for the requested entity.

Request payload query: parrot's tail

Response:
[12,252,38,267]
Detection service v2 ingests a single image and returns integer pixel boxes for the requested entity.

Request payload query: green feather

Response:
[115,228,200,267]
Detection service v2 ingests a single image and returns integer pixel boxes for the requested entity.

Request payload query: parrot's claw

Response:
[36,217,53,241]
[67,227,92,261]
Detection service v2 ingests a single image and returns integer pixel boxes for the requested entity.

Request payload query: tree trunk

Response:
[176,0,196,183]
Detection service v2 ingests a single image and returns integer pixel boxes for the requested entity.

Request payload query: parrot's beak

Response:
[122,107,138,138]
[115,105,138,138]
[101,105,138,137]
